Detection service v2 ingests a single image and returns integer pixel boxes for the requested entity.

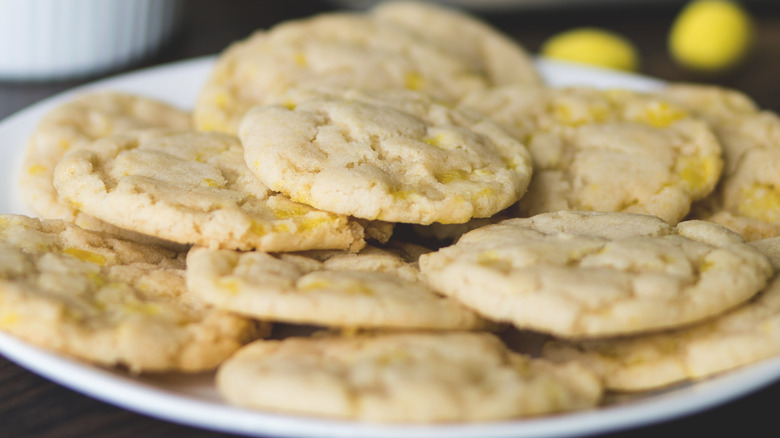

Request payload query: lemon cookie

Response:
[542,272,780,392]
[53,129,367,251]
[216,331,602,422]
[419,211,773,338]
[239,88,532,224]
[460,86,723,224]
[0,214,263,373]
[186,243,491,330]
[193,12,488,134]
[660,84,780,240]
[370,1,541,87]
[19,91,191,235]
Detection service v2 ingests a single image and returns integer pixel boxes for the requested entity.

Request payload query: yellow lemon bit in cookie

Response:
[123,301,159,316]
[0,313,19,329]
[699,259,716,273]
[342,281,375,296]
[377,349,411,366]
[63,247,107,266]
[502,154,526,170]
[553,103,609,126]
[423,134,443,147]
[291,190,313,205]
[294,52,307,67]
[474,168,494,177]
[738,184,780,223]
[675,155,719,191]
[214,91,234,110]
[475,187,497,199]
[390,189,416,200]
[201,178,221,188]
[27,164,47,175]
[217,278,242,295]
[404,71,425,91]
[541,27,639,72]
[271,203,310,219]
[552,104,579,126]
[669,0,754,72]
[636,102,689,128]
[281,99,297,111]
[297,216,333,232]
[476,250,513,272]
[249,221,267,236]
[272,223,291,233]
[298,279,332,291]
[299,278,374,295]
[87,272,106,288]
[759,320,777,334]
[513,360,534,378]
[435,169,469,184]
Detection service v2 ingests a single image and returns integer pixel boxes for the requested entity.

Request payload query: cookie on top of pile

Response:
[7,0,780,424]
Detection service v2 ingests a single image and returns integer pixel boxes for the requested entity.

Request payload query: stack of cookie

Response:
[7,0,780,424]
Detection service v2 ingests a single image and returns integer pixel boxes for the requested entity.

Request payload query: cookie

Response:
[370,1,541,87]
[542,273,780,392]
[18,91,191,237]
[52,129,368,252]
[193,11,489,134]
[216,331,602,422]
[460,86,723,224]
[185,242,491,330]
[0,214,263,373]
[659,84,780,240]
[419,211,773,338]
[239,88,532,224]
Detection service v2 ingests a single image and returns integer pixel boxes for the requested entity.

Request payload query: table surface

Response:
[2,1,780,437]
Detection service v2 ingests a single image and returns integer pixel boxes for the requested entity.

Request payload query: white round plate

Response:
[1,56,779,438]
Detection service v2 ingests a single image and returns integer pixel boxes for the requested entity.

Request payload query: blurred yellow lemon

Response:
[541,27,639,72]
[669,0,754,72]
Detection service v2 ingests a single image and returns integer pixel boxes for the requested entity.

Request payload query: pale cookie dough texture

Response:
[542,275,780,392]
[370,1,541,87]
[53,129,367,252]
[460,86,723,224]
[186,243,491,330]
[239,88,532,224]
[194,10,492,134]
[216,331,603,422]
[419,211,774,338]
[18,91,191,234]
[0,214,262,373]
[659,84,780,241]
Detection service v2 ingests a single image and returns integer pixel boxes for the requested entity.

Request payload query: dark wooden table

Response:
[1,1,779,437]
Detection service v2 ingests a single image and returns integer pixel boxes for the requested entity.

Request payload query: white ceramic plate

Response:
[2,56,779,438]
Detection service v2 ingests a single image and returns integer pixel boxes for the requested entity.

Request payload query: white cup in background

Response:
[0,0,184,81]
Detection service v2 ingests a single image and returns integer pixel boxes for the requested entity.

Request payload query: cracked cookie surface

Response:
[0,214,262,372]
[186,242,491,330]
[542,270,780,391]
[660,84,780,240]
[53,129,367,251]
[460,86,723,224]
[193,12,489,135]
[18,92,191,239]
[216,331,602,422]
[239,88,532,224]
[419,211,773,338]
[370,1,541,87]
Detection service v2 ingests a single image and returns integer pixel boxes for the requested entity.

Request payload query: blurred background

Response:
[1,0,779,119]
